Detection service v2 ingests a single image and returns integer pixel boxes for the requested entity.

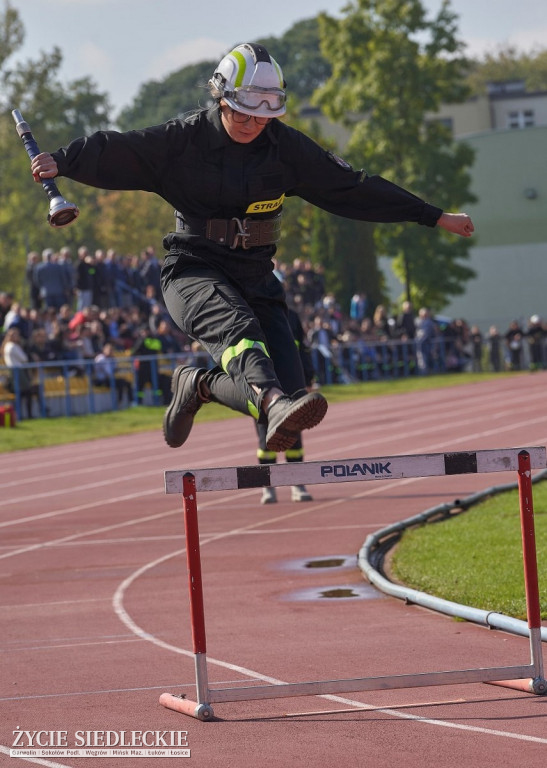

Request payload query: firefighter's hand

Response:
[31,152,58,182]
[437,212,474,237]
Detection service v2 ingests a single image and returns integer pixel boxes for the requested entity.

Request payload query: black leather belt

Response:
[175,212,281,249]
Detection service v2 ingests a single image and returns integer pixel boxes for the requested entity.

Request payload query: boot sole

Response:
[266,394,328,452]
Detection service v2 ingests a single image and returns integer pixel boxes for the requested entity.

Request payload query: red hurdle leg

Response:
[160,472,214,719]
[489,451,546,695]
[183,473,207,655]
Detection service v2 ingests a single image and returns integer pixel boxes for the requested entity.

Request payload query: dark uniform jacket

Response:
[52,105,442,275]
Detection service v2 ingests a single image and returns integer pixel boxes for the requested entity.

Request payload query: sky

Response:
[9,0,547,114]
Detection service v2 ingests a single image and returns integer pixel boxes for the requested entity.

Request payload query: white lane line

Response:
[0,485,268,561]
[0,506,176,560]
[309,693,547,744]
[0,488,160,529]
[0,680,255,703]
[1,386,544,495]
[327,416,547,462]
[3,638,144,653]
[283,698,467,716]
[0,743,74,768]
[0,469,162,509]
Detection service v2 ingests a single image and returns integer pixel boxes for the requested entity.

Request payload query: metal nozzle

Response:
[12,107,80,228]
[12,109,31,138]
[48,197,80,228]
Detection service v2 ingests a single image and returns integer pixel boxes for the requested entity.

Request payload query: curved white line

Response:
[0,743,74,768]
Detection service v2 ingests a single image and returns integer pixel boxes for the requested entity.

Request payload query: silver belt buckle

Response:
[230,217,251,249]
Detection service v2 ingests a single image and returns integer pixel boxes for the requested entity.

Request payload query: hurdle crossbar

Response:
[160,448,547,720]
[164,447,546,494]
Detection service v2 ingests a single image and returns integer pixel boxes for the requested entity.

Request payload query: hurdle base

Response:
[486,677,547,695]
[159,693,215,720]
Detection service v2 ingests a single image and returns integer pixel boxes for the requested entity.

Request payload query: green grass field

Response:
[2,370,545,620]
[391,483,547,620]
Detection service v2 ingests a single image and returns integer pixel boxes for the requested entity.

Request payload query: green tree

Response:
[0,3,112,299]
[117,59,217,130]
[94,189,173,254]
[309,211,382,314]
[119,18,331,130]
[272,99,382,315]
[259,18,332,99]
[314,0,476,311]
[273,99,329,268]
[466,45,547,95]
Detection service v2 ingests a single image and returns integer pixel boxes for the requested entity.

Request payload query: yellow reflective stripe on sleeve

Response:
[221,339,269,372]
[246,194,285,214]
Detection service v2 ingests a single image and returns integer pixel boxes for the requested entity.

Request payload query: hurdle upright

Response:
[160,447,547,721]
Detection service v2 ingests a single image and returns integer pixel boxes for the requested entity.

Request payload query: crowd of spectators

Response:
[1,247,547,417]
[1,245,192,416]
[275,257,547,380]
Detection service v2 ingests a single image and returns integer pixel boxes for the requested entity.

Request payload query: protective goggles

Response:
[224,85,286,112]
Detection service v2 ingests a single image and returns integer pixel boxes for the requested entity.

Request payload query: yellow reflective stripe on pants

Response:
[257,448,277,461]
[286,448,304,460]
[221,339,269,373]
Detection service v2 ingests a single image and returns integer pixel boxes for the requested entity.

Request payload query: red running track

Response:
[1,373,546,767]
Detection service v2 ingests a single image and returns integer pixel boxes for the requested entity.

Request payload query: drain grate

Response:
[276,555,357,572]
[284,584,382,602]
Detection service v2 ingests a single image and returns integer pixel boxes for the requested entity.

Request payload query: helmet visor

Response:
[227,85,286,112]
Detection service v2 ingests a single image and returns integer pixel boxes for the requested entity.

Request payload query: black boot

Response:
[163,366,207,448]
[265,392,327,452]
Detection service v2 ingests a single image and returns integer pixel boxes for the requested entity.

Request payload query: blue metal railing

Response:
[0,337,480,421]
[0,352,197,421]
[309,335,466,385]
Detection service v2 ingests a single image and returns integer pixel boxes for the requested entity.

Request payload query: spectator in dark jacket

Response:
[75,246,95,311]
[504,320,524,371]
[25,251,42,310]
[130,326,172,405]
[526,315,545,371]
[487,325,502,372]
[34,249,71,310]
[395,300,416,340]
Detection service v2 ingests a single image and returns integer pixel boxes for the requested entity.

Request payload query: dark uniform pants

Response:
[161,257,307,419]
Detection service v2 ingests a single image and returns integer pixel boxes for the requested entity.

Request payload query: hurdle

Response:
[160,448,547,720]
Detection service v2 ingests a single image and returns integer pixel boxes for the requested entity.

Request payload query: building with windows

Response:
[439,124,547,332]
[303,82,547,332]
[433,80,547,135]
[382,82,547,332]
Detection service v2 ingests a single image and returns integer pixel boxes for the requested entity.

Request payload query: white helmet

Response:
[209,43,286,118]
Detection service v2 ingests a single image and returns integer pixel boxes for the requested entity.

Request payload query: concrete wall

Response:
[431,94,492,136]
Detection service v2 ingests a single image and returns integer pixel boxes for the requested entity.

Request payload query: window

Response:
[507,109,535,129]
